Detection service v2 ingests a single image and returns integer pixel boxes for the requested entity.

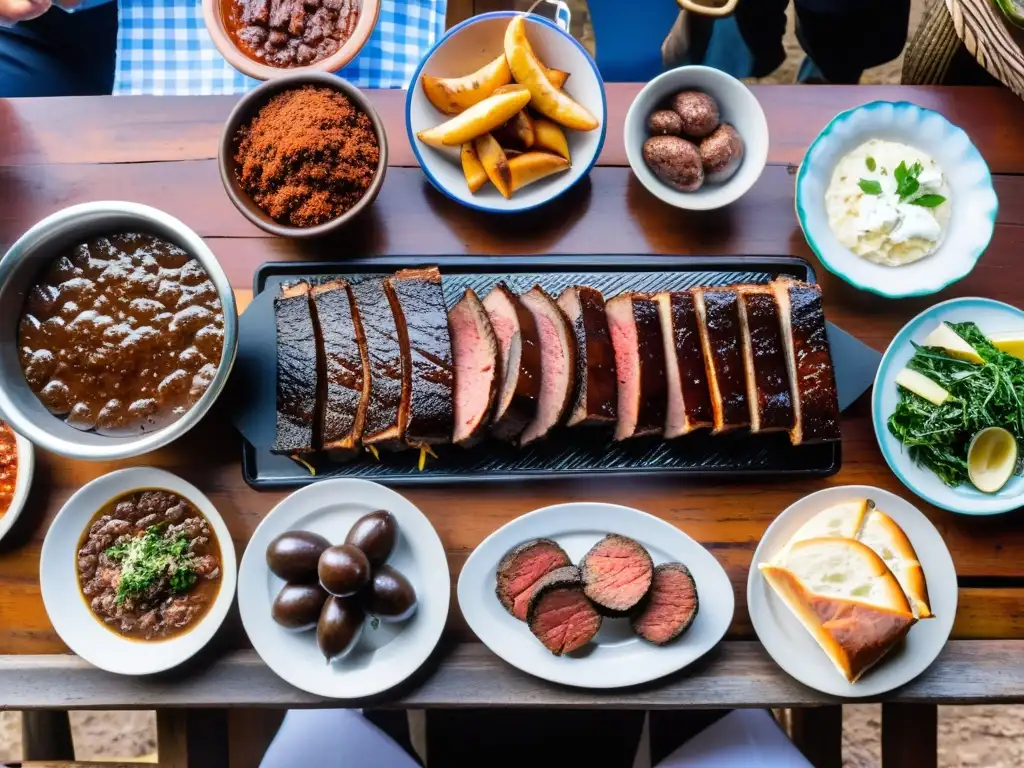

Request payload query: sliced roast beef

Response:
[692,286,749,433]
[353,277,408,449]
[606,293,668,441]
[495,538,572,621]
[449,288,500,447]
[579,534,654,615]
[654,291,713,438]
[482,283,541,442]
[772,278,841,445]
[312,280,370,452]
[272,281,319,455]
[631,562,699,645]
[526,566,603,656]
[388,266,454,447]
[518,286,577,446]
[737,285,793,434]
[557,285,617,428]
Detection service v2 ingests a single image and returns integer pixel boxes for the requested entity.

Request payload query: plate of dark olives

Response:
[238,479,449,698]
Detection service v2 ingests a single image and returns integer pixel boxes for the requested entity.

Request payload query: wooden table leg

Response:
[882,703,937,768]
[788,706,843,768]
[21,711,75,762]
[227,709,284,768]
[157,710,229,768]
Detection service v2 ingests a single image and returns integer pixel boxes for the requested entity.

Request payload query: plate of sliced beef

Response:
[457,502,734,688]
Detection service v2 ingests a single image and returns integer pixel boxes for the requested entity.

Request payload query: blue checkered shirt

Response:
[108,0,446,95]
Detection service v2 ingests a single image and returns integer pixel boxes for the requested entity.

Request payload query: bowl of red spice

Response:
[219,72,387,238]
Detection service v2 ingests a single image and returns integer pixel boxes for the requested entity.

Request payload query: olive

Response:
[317,596,364,662]
[266,530,331,582]
[271,583,328,631]
[318,544,371,597]
[344,510,397,566]
[362,565,417,622]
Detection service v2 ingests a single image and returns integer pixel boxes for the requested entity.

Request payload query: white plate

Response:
[40,467,237,676]
[238,479,449,699]
[458,502,734,689]
[748,485,956,698]
[0,424,34,544]
[873,297,1024,515]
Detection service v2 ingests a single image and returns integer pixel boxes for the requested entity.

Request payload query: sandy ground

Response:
[4,1,1022,765]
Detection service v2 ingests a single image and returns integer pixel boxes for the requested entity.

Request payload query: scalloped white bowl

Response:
[796,101,998,298]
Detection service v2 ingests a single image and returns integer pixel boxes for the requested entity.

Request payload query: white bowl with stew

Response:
[40,467,237,676]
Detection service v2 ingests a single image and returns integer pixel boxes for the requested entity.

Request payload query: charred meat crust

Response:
[484,283,542,442]
[495,538,572,618]
[737,286,793,434]
[272,281,319,455]
[579,533,655,616]
[450,288,501,447]
[519,286,577,446]
[631,562,699,645]
[557,286,617,427]
[655,291,713,438]
[352,278,407,448]
[607,293,668,441]
[693,287,748,433]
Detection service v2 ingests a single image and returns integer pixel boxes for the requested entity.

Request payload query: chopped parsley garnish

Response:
[105,525,197,605]
[859,158,946,207]
[865,156,877,172]
[858,179,882,195]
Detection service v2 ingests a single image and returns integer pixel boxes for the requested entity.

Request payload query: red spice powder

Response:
[234,86,380,228]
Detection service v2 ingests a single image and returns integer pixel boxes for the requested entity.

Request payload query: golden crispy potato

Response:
[509,151,571,192]
[461,142,489,193]
[421,54,512,114]
[545,68,570,89]
[531,118,570,161]
[416,86,531,148]
[474,133,513,199]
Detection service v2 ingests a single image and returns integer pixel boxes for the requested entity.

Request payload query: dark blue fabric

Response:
[0,4,117,97]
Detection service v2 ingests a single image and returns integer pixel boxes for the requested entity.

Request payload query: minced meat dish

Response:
[77,490,222,641]
[223,0,361,68]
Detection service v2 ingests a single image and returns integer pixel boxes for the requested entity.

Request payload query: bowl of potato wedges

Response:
[406,11,606,213]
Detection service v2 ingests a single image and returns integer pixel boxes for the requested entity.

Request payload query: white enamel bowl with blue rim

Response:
[624,65,769,211]
[796,101,998,299]
[873,297,1024,515]
[406,11,606,213]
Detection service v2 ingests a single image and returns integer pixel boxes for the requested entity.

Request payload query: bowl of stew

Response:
[40,467,236,675]
[0,202,238,461]
[0,420,34,546]
[203,0,381,81]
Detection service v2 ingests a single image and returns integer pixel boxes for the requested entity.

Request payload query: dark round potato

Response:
[318,544,371,597]
[642,136,704,193]
[344,510,397,566]
[266,530,331,582]
[271,583,329,631]
[647,109,684,137]
[670,90,720,139]
[317,596,364,662]
[700,123,744,183]
[362,565,417,622]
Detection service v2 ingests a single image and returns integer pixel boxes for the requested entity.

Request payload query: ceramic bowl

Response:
[219,72,388,239]
[202,0,381,81]
[0,424,34,545]
[624,65,769,211]
[796,101,998,299]
[406,11,607,213]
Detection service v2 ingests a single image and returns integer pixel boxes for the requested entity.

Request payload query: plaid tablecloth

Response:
[110,0,446,95]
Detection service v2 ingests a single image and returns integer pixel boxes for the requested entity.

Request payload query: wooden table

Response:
[2,84,1024,765]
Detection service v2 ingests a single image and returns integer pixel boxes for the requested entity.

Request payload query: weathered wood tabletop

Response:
[2,84,1024,708]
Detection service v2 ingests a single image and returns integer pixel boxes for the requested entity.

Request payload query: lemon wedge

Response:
[895,368,951,406]
[968,427,1018,493]
[923,322,984,364]
[988,331,1024,361]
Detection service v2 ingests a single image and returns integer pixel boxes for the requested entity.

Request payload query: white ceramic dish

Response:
[748,485,956,698]
[0,424,34,545]
[406,11,607,213]
[624,65,769,211]
[458,502,734,689]
[40,467,237,676]
[796,101,998,298]
[873,297,1024,515]
[238,479,449,699]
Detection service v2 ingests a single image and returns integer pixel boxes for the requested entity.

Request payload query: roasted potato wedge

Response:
[531,118,570,161]
[461,142,489,192]
[545,68,570,89]
[474,133,513,199]
[416,86,531,148]
[504,16,599,131]
[509,151,571,192]
[494,110,536,151]
[421,54,512,114]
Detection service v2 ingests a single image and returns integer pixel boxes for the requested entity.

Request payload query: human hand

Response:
[0,0,51,23]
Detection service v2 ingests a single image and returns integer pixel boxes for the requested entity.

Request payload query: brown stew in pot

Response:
[77,490,222,641]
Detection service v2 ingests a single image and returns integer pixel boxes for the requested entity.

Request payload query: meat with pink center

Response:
[631,562,699,645]
[449,288,500,447]
[526,566,602,655]
[518,286,577,446]
[495,539,572,621]
[580,533,654,614]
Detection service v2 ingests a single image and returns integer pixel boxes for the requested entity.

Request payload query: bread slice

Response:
[760,537,917,683]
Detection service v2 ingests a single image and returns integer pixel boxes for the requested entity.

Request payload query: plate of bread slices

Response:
[748,486,956,697]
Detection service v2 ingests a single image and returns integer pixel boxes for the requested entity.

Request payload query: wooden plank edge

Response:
[4,641,1024,709]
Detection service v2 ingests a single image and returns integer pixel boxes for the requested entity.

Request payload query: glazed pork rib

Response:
[692,286,748,433]
[772,278,841,445]
[654,291,713,438]
[606,293,668,441]
[352,277,408,449]
[483,283,542,442]
[737,285,793,434]
[557,285,617,428]
[449,288,500,447]
[272,281,320,455]
[388,266,454,447]
[519,286,577,446]
[312,280,370,452]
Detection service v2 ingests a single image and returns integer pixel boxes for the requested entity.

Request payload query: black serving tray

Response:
[234,255,852,488]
